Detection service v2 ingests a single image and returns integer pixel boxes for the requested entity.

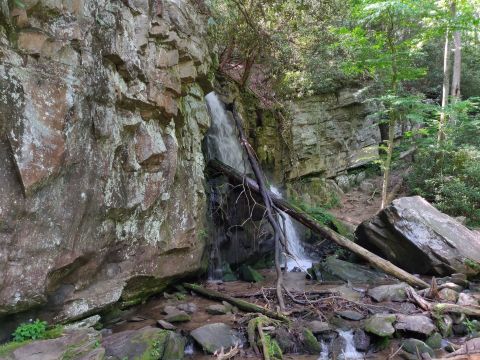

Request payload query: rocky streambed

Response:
[2,268,480,360]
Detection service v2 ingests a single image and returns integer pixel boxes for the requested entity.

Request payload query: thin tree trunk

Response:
[230,104,286,311]
[438,28,451,143]
[209,159,430,289]
[381,116,396,209]
[450,1,461,100]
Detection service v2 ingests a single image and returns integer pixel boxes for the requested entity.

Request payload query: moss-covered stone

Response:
[426,332,443,350]
[365,314,396,337]
[402,339,434,357]
[264,334,283,359]
[301,328,321,354]
[239,265,264,283]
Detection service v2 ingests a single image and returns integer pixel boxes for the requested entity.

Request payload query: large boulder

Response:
[356,196,480,276]
[190,323,240,354]
[0,0,213,327]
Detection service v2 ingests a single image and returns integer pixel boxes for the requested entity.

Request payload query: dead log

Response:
[408,287,480,317]
[208,159,429,289]
[183,283,289,322]
[230,104,286,311]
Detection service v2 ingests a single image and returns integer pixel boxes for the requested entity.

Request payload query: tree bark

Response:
[450,1,461,100]
[183,283,289,322]
[230,104,286,311]
[438,27,451,143]
[208,159,430,289]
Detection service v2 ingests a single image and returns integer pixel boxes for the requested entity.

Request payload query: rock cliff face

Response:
[0,0,212,321]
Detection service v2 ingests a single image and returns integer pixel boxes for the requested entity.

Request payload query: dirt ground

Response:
[329,169,407,229]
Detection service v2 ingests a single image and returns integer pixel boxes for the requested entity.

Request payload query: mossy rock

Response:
[102,327,185,360]
[402,339,434,357]
[301,328,321,354]
[222,263,237,282]
[426,332,443,350]
[239,265,264,283]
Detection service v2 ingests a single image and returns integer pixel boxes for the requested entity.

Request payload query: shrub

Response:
[407,146,480,225]
[12,320,47,342]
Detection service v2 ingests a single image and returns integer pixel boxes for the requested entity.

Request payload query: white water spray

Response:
[205,92,249,174]
[270,186,311,271]
[318,330,363,360]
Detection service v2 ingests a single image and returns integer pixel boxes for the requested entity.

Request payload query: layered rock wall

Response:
[0,0,212,321]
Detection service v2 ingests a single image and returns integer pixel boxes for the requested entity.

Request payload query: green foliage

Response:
[13,319,48,342]
[408,145,480,225]
[291,198,351,238]
[264,334,283,359]
[464,318,478,335]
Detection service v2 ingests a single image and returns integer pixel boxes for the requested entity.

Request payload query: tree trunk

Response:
[438,28,451,143]
[230,104,286,311]
[208,159,430,289]
[381,115,396,209]
[450,1,461,100]
[183,283,289,322]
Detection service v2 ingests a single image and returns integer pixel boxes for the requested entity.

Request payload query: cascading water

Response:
[270,186,312,271]
[204,91,311,277]
[318,330,363,360]
[205,91,250,280]
[205,92,249,174]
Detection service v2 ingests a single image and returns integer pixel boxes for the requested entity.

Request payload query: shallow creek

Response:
[109,270,463,359]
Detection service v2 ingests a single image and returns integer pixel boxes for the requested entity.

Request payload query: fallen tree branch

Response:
[183,283,289,322]
[408,288,480,317]
[208,159,429,289]
[230,104,287,311]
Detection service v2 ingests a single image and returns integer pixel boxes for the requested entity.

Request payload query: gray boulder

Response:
[190,323,240,354]
[102,326,185,360]
[364,314,396,337]
[356,196,480,276]
[368,283,410,302]
[395,315,436,336]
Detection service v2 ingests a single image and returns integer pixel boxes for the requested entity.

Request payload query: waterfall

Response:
[205,92,249,174]
[204,91,310,277]
[270,186,311,271]
[318,330,363,360]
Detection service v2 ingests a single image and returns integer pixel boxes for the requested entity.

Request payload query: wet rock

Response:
[457,292,479,306]
[157,320,176,330]
[336,310,365,321]
[313,256,388,284]
[401,339,434,357]
[190,323,240,354]
[330,335,347,359]
[395,315,436,336]
[273,328,296,353]
[353,329,370,351]
[206,304,229,315]
[164,310,191,323]
[177,303,198,314]
[102,326,184,360]
[426,332,443,350]
[1,328,102,360]
[307,320,332,334]
[364,314,396,337]
[239,265,264,283]
[438,288,459,302]
[368,283,410,302]
[301,328,321,354]
[356,196,480,276]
